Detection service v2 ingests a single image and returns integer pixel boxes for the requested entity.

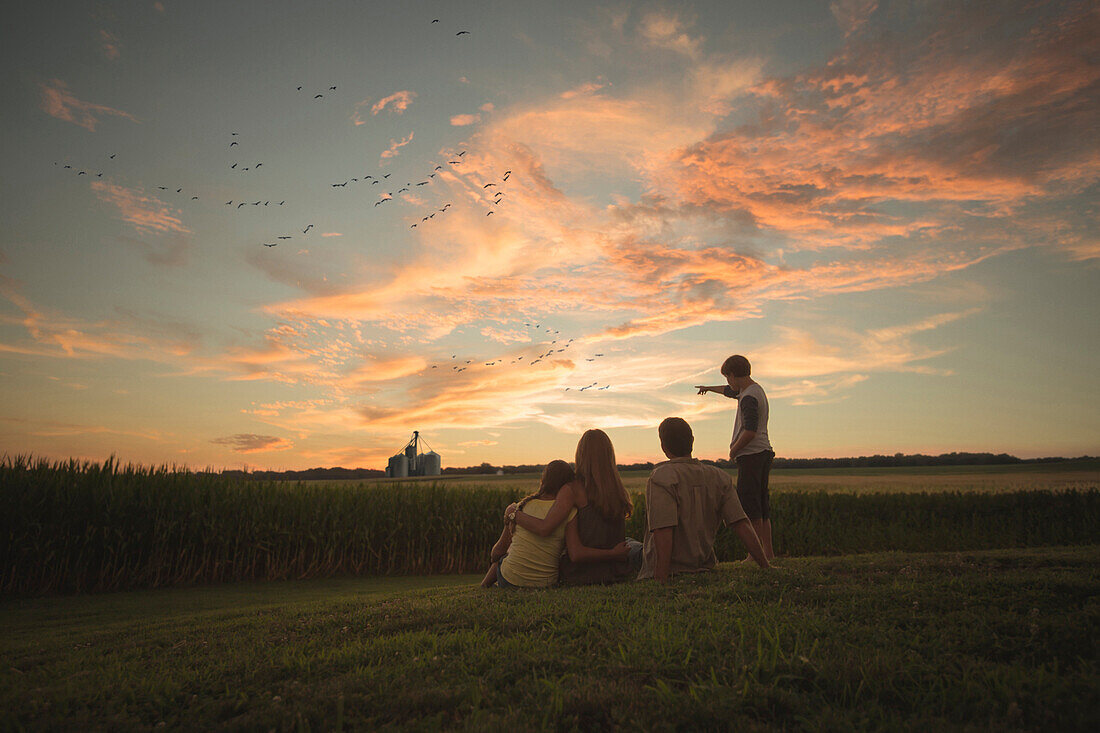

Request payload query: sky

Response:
[1,0,1097,470]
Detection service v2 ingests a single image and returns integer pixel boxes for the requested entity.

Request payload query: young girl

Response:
[481,460,577,589]
[511,429,639,585]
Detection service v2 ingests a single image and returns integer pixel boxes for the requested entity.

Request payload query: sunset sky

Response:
[1,0,1097,470]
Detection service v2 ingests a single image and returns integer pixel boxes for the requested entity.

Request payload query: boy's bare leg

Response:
[481,561,499,588]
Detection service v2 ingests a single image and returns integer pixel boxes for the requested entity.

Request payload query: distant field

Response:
[3,546,1096,730]
[309,460,1100,494]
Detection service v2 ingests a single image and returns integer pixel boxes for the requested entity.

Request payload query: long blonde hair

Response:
[574,429,632,521]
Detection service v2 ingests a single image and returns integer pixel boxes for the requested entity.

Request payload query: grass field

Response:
[3,546,1096,731]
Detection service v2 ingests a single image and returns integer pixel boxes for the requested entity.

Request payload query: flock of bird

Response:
[426,322,612,390]
[49,16,619,393]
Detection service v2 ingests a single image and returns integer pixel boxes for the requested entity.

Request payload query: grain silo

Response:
[386,453,408,478]
[385,431,441,477]
[420,450,441,476]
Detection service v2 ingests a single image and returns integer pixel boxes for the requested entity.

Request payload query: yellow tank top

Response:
[499,498,577,587]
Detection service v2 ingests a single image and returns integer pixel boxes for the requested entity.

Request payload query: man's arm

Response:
[510,484,575,537]
[564,518,629,563]
[696,385,734,395]
[651,527,674,583]
[731,519,770,568]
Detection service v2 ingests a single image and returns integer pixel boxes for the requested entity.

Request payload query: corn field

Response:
[2,455,1097,596]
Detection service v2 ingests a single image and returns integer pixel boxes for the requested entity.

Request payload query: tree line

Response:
[221,452,1095,481]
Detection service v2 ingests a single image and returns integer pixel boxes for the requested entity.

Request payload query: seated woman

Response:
[510,429,639,586]
[481,460,576,588]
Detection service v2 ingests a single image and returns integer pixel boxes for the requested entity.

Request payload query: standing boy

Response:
[695,354,775,561]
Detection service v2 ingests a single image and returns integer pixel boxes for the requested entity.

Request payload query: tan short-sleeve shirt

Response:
[637,457,748,579]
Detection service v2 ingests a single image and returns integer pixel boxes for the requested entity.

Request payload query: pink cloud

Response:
[321,232,342,237]
[450,114,481,126]
[380,132,414,161]
[90,182,191,235]
[371,90,417,115]
[38,79,139,131]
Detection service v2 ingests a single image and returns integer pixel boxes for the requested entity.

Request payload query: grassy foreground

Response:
[3,546,1097,731]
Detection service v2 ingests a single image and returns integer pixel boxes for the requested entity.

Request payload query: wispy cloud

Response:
[450,113,481,126]
[637,10,701,59]
[98,29,121,60]
[210,434,293,453]
[91,182,191,235]
[380,132,414,161]
[38,79,139,131]
[371,90,417,115]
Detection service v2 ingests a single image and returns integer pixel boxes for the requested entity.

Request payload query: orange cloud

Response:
[450,113,481,126]
[210,434,293,454]
[560,81,608,99]
[38,79,139,131]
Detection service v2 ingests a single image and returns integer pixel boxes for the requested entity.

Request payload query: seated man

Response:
[638,417,771,582]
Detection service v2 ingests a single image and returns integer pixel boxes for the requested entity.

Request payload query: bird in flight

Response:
[458,151,467,156]
[483,183,496,188]
[432,19,439,23]
[255,163,262,168]
[191,196,198,200]
[230,141,238,146]
[503,170,511,180]
[277,236,291,240]
[231,163,237,169]
[157,186,167,190]
[237,202,246,208]
[329,85,337,90]
[109,154,116,159]
[303,224,314,233]
[263,242,277,247]
[297,86,302,90]
[486,211,494,216]
[314,94,323,99]
[456,30,470,35]
[225,200,232,205]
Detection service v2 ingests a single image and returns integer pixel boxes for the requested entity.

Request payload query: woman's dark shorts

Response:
[735,450,775,520]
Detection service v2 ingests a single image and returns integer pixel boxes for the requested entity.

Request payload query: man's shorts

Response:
[735,450,775,520]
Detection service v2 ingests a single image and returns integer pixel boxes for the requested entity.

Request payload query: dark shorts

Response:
[735,450,775,520]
